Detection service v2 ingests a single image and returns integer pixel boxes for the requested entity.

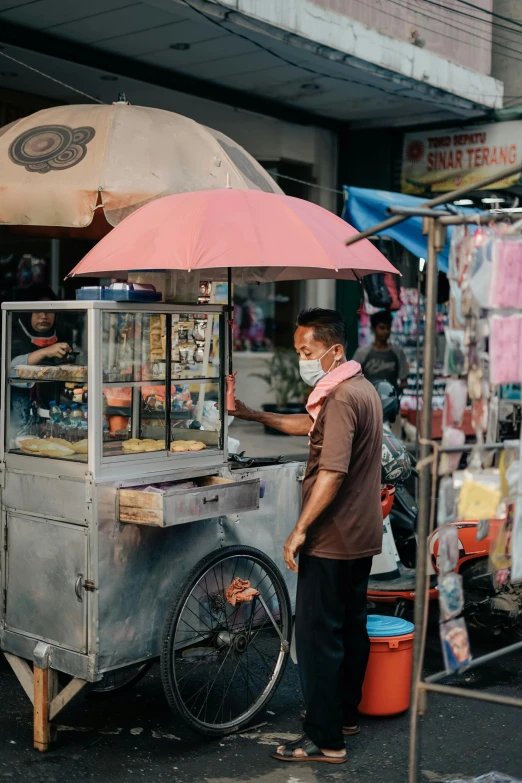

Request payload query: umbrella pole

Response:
[225,267,236,411]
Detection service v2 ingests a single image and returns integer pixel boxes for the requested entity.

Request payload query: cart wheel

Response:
[160,545,291,737]
[89,662,153,697]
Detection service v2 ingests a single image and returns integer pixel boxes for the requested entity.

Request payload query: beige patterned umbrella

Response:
[0,102,281,232]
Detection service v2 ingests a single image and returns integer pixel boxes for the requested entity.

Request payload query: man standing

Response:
[232,308,383,764]
[354,309,409,389]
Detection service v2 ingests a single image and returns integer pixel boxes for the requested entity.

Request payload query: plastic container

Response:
[359,615,415,717]
[59,405,70,441]
[76,284,161,302]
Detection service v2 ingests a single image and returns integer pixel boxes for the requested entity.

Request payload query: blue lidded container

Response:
[366,615,414,638]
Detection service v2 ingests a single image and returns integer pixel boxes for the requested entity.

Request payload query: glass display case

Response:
[2,302,226,472]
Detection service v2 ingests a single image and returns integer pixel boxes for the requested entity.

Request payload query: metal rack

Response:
[346,161,522,783]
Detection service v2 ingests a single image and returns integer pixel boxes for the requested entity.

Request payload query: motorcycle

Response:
[368,381,522,636]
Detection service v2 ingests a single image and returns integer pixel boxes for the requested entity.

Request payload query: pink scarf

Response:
[306,360,362,432]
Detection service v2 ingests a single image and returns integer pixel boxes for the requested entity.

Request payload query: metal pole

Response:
[426,639,522,684]
[414,266,422,464]
[345,160,522,246]
[227,267,233,376]
[420,682,522,710]
[50,239,60,297]
[408,217,446,783]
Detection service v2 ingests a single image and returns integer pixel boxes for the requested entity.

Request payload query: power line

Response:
[369,0,522,67]
[452,0,522,30]
[179,0,484,107]
[419,0,522,37]
[394,0,522,54]
[268,171,344,195]
[0,50,104,104]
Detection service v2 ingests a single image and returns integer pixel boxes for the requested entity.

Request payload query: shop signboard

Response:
[401,120,522,194]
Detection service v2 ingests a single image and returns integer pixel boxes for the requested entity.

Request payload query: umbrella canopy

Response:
[0,103,281,231]
[69,189,398,284]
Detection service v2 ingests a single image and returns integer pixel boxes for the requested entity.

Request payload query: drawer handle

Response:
[75,573,83,603]
[203,495,219,504]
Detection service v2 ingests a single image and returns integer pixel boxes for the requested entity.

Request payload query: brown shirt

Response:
[302,375,383,560]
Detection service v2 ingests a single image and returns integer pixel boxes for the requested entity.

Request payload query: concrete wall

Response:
[310,0,494,75]
[491,1,522,104]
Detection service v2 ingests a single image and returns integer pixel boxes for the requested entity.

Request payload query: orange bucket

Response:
[359,615,414,716]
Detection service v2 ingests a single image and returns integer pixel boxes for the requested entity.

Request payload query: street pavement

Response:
[1,430,521,782]
[1,625,521,783]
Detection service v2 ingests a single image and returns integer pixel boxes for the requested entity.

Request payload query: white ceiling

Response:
[0,0,492,126]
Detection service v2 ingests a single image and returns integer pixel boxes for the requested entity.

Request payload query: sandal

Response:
[300,711,360,736]
[271,734,348,764]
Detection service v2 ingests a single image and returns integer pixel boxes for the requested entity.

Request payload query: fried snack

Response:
[13,365,36,379]
[170,440,206,453]
[170,441,190,453]
[72,439,89,454]
[18,438,42,452]
[49,437,74,449]
[187,441,206,451]
[60,365,88,382]
[20,438,75,457]
[122,438,165,453]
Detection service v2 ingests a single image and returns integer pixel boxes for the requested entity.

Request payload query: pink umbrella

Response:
[68,189,397,282]
[69,189,398,409]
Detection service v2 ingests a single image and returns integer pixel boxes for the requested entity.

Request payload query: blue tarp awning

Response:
[342,186,479,274]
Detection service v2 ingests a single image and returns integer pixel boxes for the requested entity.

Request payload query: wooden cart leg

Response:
[33,663,51,752]
[4,646,89,752]
[32,642,63,752]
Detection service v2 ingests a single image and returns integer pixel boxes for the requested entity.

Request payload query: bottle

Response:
[70,404,82,440]
[81,405,88,434]
[59,405,70,441]
[49,400,61,438]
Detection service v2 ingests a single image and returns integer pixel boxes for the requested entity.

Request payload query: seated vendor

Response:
[11,284,71,368]
[10,284,71,431]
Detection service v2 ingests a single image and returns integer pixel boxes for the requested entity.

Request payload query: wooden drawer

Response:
[118,475,260,527]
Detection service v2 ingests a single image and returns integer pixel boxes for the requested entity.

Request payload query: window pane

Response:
[172,313,219,380]
[170,381,222,453]
[8,309,88,462]
[102,311,167,457]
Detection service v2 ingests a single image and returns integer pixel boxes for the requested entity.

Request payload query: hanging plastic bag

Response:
[437,524,460,574]
[443,379,468,429]
[489,502,514,574]
[444,329,467,376]
[449,280,465,329]
[489,235,522,309]
[465,228,494,313]
[457,470,502,521]
[439,572,464,620]
[438,427,466,476]
[363,273,392,309]
[438,474,463,526]
[383,272,401,311]
[440,618,472,672]
[511,500,522,584]
[489,315,522,386]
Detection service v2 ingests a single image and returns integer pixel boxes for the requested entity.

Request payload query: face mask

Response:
[299,345,338,387]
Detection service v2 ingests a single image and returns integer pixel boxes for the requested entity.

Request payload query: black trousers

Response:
[295,553,373,750]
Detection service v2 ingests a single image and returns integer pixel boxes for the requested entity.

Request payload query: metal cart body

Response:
[0,302,301,705]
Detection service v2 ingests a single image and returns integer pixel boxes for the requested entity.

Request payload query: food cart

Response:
[0,299,302,749]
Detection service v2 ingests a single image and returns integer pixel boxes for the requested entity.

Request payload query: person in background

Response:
[11,284,71,367]
[10,284,70,431]
[353,310,409,390]
[232,308,383,764]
